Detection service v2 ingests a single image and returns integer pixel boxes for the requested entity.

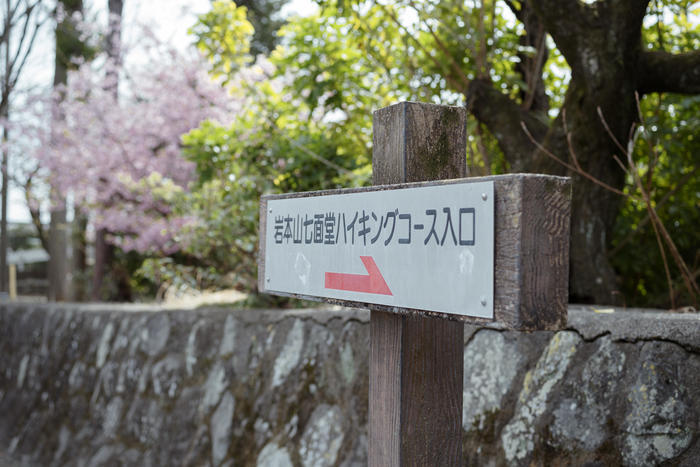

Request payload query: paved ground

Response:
[161,287,247,309]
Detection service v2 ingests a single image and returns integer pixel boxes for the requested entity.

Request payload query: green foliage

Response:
[139,35,377,292]
[644,0,699,52]
[138,0,698,308]
[8,224,40,251]
[608,2,700,307]
[271,1,516,174]
[272,4,416,162]
[189,1,255,80]
[55,0,97,71]
[173,86,369,289]
[612,93,700,308]
[236,0,288,56]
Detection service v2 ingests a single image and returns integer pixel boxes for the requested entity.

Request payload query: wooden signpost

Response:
[259,102,571,465]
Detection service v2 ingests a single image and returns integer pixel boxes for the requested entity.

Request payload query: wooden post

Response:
[369,102,466,466]
[258,101,570,465]
[258,101,571,463]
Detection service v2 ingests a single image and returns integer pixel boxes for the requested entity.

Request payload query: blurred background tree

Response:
[0,0,51,294]
[12,0,698,308]
[235,0,287,56]
[169,0,697,307]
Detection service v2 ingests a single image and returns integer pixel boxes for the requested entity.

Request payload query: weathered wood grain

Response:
[370,102,464,467]
[369,310,402,464]
[372,101,466,184]
[490,173,571,330]
[257,198,269,295]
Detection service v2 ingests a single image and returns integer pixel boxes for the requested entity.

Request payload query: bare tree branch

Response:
[630,95,699,301]
[8,7,46,91]
[467,77,546,170]
[24,168,48,251]
[2,0,48,99]
[525,0,585,61]
[520,120,627,196]
[528,0,649,76]
[407,0,471,87]
[638,50,700,95]
[610,170,694,255]
[512,2,549,113]
[376,2,468,93]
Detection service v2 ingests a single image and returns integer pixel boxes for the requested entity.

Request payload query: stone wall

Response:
[0,303,698,466]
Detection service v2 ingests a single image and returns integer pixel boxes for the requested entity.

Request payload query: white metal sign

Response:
[263,181,494,318]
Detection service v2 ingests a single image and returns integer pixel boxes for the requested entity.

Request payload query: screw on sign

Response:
[259,102,571,466]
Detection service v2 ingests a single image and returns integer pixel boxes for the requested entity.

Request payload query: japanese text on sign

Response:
[273,208,475,247]
[263,180,494,318]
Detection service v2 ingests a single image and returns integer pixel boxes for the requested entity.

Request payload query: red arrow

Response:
[325,256,392,295]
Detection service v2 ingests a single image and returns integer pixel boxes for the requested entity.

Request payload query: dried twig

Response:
[475,123,491,175]
[376,2,468,93]
[562,109,583,172]
[597,106,630,157]
[523,99,698,308]
[407,0,471,88]
[595,100,698,306]
[631,93,699,302]
[523,23,547,111]
[610,170,694,255]
[520,121,627,196]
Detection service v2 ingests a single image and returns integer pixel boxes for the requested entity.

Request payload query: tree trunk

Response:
[1,1,51,295]
[467,0,676,304]
[71,214,87,300]
[0,125,7,294]
[48,4,69,301]
[1,1,10,294]
[91,228,111,300]
[48,0,87,301]
[90,0,123,300]
[533,79,635,303]
[48,33,69,301]
[48,202,69,301]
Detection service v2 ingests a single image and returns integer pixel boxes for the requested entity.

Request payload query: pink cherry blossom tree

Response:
[31,31,239,255]
[8,18,269,300]
[8,2,276,299]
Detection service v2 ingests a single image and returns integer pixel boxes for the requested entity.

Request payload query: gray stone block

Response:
[0,303,698,466]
